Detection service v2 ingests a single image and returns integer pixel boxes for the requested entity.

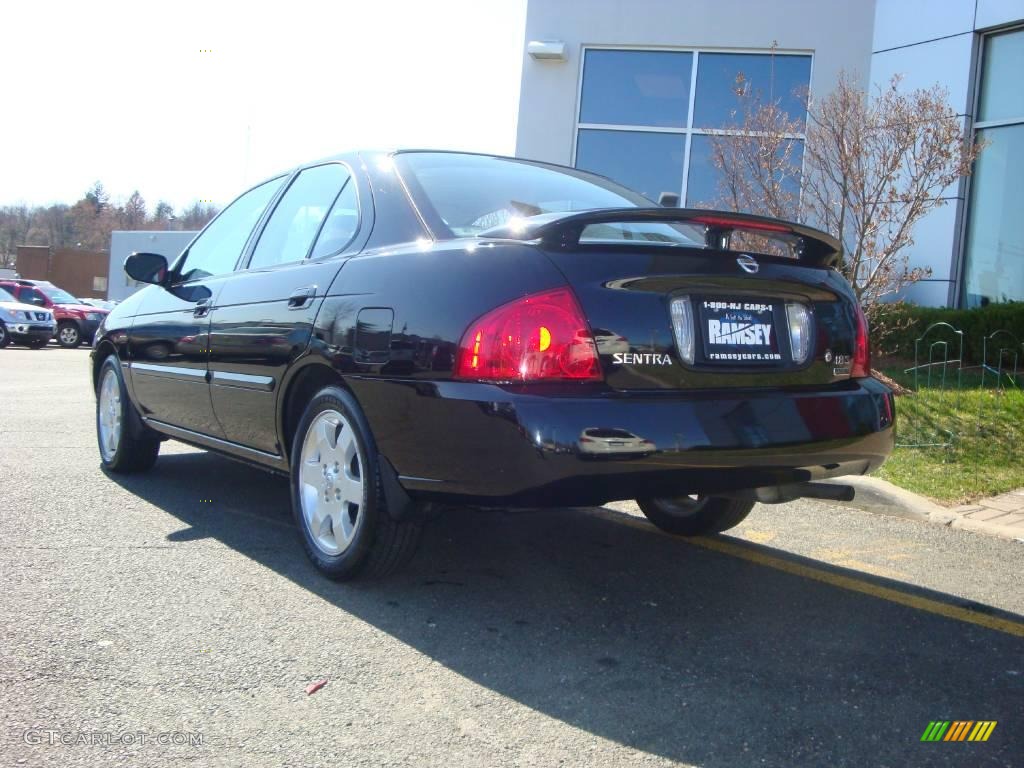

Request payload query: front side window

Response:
[396,152,649,238]
[176,177,283,282]
[574,48,812,208]
[20,288,48,306]
[249,164,350,269]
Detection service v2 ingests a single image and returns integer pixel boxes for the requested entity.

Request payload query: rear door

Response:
[127,177,284,436]
[207,162,362,455]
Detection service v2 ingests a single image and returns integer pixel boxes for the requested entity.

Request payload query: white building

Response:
[514,0,1024,308]
[108,231,197,301]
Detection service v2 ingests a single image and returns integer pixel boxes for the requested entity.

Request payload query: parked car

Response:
[90,150,894,580]
[0,279,110,348]
[0,286,55,348]
[577,428,655,457]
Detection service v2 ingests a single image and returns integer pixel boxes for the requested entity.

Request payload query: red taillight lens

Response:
[454,287,602,382]
[851,303,871,378]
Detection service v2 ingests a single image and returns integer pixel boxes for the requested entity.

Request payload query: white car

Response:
[578,428,656,457]
[0,287,55,349]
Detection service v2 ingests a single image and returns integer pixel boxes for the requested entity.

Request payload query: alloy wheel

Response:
[97,368,122,462]
[298,409,365,556]
[59,325,79,346]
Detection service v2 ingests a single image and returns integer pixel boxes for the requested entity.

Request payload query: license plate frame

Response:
[699,298,783,365]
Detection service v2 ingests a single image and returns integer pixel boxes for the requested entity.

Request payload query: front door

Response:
[128,176,285,436]
[208,162,362,454]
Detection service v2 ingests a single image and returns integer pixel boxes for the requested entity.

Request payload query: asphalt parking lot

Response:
[2,347,1022,767]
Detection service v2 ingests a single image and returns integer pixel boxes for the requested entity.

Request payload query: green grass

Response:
[876,366,1024,505]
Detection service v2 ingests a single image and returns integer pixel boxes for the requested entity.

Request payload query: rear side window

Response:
[177,177,284,282]
[310,180,359,259]
[249,164,351,269]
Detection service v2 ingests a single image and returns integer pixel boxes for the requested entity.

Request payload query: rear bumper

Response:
[350,377,896,506]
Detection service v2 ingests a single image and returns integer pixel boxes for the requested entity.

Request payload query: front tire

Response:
[636,495,754,536]
[0,322,9,348]
[291,386,422,580]
[57,321,81,349]
[96,356,160,473]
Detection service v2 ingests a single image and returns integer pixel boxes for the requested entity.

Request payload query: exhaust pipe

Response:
[753,482,855,504]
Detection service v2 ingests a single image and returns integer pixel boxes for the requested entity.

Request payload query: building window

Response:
[962,27,1024,307]
[574,47,812,205]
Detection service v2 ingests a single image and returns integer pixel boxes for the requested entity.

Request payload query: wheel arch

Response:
[278,360,353,464]
[91,339,119,390]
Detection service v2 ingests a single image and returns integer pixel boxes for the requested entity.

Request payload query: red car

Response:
[0,279,110,348]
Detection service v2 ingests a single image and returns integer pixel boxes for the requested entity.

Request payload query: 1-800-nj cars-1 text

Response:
[91,150,894,580]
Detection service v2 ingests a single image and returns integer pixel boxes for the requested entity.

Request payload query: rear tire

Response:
[57,321,81,349]
[636,494,754,536]
[291,386,422,580]
[96,355,160,473]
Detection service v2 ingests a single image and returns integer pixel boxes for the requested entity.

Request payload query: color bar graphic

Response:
[921,721,996,742]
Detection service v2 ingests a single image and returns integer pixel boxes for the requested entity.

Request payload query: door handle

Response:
[288,286,317,309]
[193,298,212,318]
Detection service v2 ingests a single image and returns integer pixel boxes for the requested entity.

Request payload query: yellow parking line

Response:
[599,510,1024,639]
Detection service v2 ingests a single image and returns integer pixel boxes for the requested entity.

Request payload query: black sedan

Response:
[91,150,894,580]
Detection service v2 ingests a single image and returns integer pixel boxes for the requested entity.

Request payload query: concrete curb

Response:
[823,476,1024,542]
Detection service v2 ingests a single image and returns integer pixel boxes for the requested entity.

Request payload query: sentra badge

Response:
[612,353,673,365]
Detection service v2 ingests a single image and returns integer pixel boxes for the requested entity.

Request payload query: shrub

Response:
[874,301,1024,365]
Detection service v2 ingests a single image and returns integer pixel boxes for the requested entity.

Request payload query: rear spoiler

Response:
[478,208,843,267]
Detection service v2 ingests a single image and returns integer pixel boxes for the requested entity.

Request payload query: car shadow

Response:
[107,450,1023,766]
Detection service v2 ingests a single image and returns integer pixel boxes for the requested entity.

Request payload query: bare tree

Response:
[704,72,804,222]
[706,70,983,328]
[119,191,148,230]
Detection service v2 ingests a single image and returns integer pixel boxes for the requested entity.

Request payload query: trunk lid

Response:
[481,209,862,391]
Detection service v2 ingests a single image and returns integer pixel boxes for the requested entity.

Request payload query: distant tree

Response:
[119,190,148,230]
[0,185,216,255]
[177,201,219,230]
[152,201,175,228]
[0,205,34,264]
[85,181,109,213]
[25,204,73,248]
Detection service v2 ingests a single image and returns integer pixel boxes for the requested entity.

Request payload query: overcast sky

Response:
[0,0,527,210]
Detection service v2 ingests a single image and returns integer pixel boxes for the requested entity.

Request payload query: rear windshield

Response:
[395,152,704,247]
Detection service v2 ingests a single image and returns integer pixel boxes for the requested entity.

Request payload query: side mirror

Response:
[124,252,169,285]
[658,192,680,208]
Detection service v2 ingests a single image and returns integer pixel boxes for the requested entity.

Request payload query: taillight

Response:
[851,303,871,378]
[454,287,602,382]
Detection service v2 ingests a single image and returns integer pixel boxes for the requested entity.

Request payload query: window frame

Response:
[239,160,362,273]
[956,24,1024,307]
[169,175,288,285]
[572,45,814,207]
